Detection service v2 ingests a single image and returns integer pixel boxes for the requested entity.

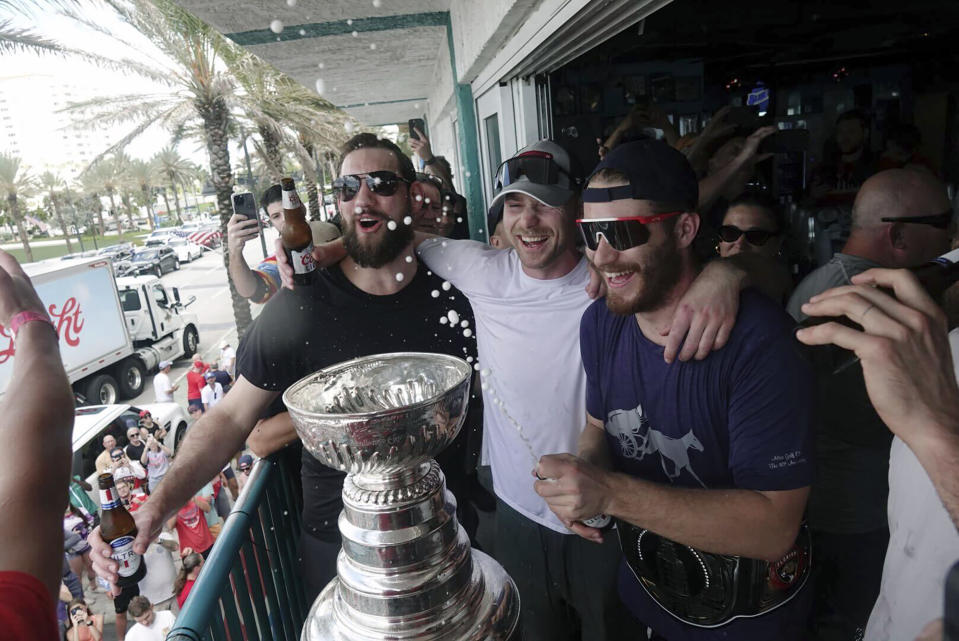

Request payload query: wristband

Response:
[9,310,54,337]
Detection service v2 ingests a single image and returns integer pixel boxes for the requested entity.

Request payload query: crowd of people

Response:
[0,97,957,641]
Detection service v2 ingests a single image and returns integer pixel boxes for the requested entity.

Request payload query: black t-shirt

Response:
[125,442,145,462]
[236,263,478,541]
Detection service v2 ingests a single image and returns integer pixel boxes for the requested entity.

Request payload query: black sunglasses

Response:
[494,150,577,193]
[880,210,953,230]
[239,467,251,472]
[718,225,777,246]
[333,171,410,202]
[576,214,683,251]
[70,607,85,615]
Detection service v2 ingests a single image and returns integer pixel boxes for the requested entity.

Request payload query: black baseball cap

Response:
[585,139,698,209]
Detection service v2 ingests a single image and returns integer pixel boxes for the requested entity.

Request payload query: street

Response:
[126,229,278,408]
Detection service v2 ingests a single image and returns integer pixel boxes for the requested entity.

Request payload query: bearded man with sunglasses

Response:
[786,167,954,641]
[87,133,481,605]
[534,139,814,641]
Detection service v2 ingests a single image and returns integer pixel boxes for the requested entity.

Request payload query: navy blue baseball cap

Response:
[585,139,698,210]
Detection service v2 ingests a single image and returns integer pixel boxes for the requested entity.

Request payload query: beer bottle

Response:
[98,473,147,586]
[280,177,317,286]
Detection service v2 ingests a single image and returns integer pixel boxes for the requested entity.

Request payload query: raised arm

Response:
[227,213,264,299]
[247,412,298,458]
[0,250,75,599]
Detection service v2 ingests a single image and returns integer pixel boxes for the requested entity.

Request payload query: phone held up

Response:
[408,118,426,140]
[231,192,257,221]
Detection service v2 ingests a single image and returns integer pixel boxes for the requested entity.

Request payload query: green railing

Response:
[167,454,307,641]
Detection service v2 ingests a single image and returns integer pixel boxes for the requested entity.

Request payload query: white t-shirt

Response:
[125,609,176,641]
[864,328,959,640]
[153,372,174,403]
[138,535,177,605]
[201,382,223,408]
[220,346,236,375]
[417,239,591,533]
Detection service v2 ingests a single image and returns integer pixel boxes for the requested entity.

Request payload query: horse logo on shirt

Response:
[606,404,706,487]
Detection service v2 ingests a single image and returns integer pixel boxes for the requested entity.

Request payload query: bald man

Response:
[787,168,953,639]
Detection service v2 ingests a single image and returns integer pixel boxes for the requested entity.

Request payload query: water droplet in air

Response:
[347,18,353,25]
[447,310,460,325]
[403,216,413,225]
[473,363,481,371]
[424,198,431,204]
[395,272,404,282]
[466,356,474,363]
[441,281,451,291]
[405,255,413,263]
[460,320,469,328]
[457,217,463,223]
[352,30,359,37]
[299,29,306,36]
[415,194,423,202]
[436,217,442,223]
[270,19,284,33]
[463,328,473,337]
[387,220,397,230]
[439,316,447,323]
[431,290,440,298]
[315,78,325,93]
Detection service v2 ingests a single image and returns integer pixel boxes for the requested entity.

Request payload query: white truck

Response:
[0,258,200,404]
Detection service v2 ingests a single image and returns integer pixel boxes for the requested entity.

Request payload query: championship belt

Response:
[617,520,811,628]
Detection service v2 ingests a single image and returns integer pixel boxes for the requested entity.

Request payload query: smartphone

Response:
[946,561,959,641]
[760,129,810,154]
[408,118,426,140]
[231,192,257,220]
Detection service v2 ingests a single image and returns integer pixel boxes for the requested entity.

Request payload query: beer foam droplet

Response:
[314,78,325,93]
[369,43,377,50]
[481,381,488,390]
[344,121,355,133]
[431,290,440,298]
[286,0,296,5]
[299,28,306,36]
[481,368,491,377]
[466,356,474,363]
[460,320,469,328]
[463,328,473,337]
[405,255,413,263]
[424,198,431,204]
[372,0,382,6]
[346,18,353,25]
[270,19,284,33]
[436,217,442,223]
[351,30,358,37]
[317,62,325,69]
[403,216,413,225]
[395,272,404,282]
[439,315,447,323]
[353,206,362,214]
[474,363,481,371]
[414,194,422,202]
[457,217,463,223]
[386,220,397,230]
[447,310,460,325]
[441,281,451,291]
[441,240,447,246]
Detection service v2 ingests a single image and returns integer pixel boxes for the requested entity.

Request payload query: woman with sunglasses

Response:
[62,600,103,641]
[717,192,785,260]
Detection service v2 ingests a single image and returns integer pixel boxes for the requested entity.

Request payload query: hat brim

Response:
[490,178,573,209]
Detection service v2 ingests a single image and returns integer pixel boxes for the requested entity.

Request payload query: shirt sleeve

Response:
[579,301,604,421]
[726,308,815,491]
[0,571,59,641]
[416,238,507,297]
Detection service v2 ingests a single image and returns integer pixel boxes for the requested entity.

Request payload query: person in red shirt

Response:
[185,360,208,412]
[0,249,75,641]
[173,552,204,609]
[116,479,148,512]
[167,497,215,559]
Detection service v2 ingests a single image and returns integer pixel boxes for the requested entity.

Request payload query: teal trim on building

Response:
[227,12,449,46]
[445,18,487,242]
[334,97,427,110]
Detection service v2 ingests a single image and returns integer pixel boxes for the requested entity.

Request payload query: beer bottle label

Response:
[99,488,120,510]
[282,189,302,210]
[110,535,142,578]
[582,514,612,529]
[291,243,317,274]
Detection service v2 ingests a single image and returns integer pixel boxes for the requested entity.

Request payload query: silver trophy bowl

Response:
[284,353,519,641]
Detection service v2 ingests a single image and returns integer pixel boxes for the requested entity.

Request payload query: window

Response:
[118,289,141,311]
[152,284,169,308]
[484,114,502,190]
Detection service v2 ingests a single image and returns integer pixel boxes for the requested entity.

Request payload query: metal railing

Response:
[168,454,307,641]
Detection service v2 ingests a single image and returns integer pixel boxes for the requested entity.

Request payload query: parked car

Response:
[167,236,203,262]
[116,246,179,277]
[144,230,177,247]
[98,243,134,263]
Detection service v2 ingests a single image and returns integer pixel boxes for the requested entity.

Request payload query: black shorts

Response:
[113,583,140,614]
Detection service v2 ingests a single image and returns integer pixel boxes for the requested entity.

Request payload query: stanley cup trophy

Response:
[283,352,520,640]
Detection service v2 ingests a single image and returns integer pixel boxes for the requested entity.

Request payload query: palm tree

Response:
[152,146,195,226]
[78,169,106,238]
[0,153,36,262]
[125,159,157,231]
[82,156,127,236]
[38,171,73,252]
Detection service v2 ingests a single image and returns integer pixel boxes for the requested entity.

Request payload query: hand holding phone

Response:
[408,118,425,141]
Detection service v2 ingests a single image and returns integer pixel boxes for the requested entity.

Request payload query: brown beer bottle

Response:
[280,177,316,286]
[98,473,147,586]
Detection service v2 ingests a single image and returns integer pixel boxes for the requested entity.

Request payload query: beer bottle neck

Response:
[99,485,122,510]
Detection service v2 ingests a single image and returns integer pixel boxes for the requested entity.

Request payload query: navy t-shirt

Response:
[581,290,814,641]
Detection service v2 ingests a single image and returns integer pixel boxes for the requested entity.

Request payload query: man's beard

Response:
[342,209,414,268]
[602,240,683,316]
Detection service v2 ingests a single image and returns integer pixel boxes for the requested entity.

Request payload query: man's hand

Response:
[409,127,434,162]
[585,262,607,300]
[0,249,49,327]
[87,503,164,594]
[275,238,345,290]
[797,268,959,447]
[227,214,259,255]
[736,125,777,167]
[662,260,742,363]
[533,453,613,544]
[698,105,737,143]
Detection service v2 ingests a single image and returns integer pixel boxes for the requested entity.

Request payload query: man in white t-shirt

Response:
[200,372,224,410]
[138,532,179,614]
[152,361,176,403]
[796,266,959,641]
[219,341,236,378]
[125,595,176,641]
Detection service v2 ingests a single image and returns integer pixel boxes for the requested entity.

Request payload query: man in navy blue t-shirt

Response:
[535,139,814,641]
